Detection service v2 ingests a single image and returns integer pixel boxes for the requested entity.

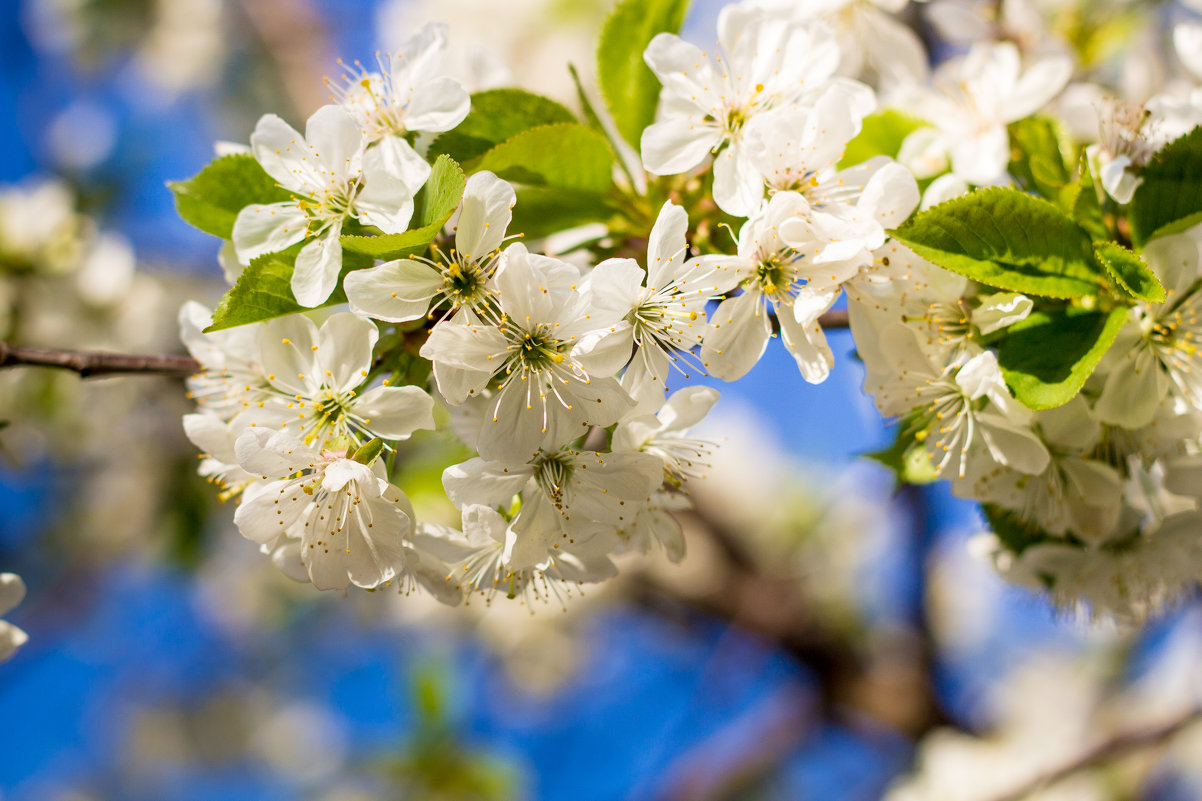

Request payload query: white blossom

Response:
[0,573,28,663]
[902,42,1072,185]
[442,444,662,571]
[583,202,733,411]
[420,243,634,463]
[344,171,515,323]
[232,105,419,307]
[232,428,417,591]
[326,22,470,190]
[640,8,840,215]
[240,312,435,448]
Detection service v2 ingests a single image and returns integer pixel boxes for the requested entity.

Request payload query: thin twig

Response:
[0,311,849,382]
[987,708,1202,801]
[819,309,848,329]
[0,342,199,379]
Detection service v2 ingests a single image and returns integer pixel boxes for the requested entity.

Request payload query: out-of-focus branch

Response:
[0,342,198,379]
[987,709,1202,801]
[631,501,951,739]
[234,0,333,117]
[819,309,848,329]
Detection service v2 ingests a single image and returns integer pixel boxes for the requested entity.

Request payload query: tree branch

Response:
[0,343,199,379]
[0,310,849,383]
[987,708,1202,801]
[819,309,848,329]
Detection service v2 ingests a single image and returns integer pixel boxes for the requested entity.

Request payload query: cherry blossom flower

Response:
[640,7,840,215]
[442,445,662,571]
[344,171,515,323]
[0,573,28,663]
[232,428,418,591]
[420,243,634,463]
[241,312,435,448]
[233,105,419,307]
[582,202,735,411]
[326,22,470,193]
[902,42,1072,185]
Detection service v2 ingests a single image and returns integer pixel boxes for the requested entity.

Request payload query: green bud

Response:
[351,437,384,466]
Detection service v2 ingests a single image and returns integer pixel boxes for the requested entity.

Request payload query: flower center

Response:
[532,451,574,508]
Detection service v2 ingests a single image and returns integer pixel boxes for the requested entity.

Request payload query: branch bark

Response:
[0,311,850,382]
[987,708,1202,801]
[0,342,199,379]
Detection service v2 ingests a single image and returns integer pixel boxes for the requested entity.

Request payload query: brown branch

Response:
[987,708,1202,801]
[818,309,848,329]
[0,342,199,379]
[0,312,846,382]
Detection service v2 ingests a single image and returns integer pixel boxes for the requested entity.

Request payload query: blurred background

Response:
[3,1,1202,799]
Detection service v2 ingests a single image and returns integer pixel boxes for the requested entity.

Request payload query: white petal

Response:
[1006,52,1073,123]
[657,385,720,431]
[641,117,722,176]
[978,415,1051,475]
[779,291,838,383]
[646,201,689,286]
[353,385,435,440]
[0,621,28,663]
[1094,347,1169,428]
[643,33,723,113]
[233,479,308,543]
[183,413,239,463]
[357,141,419,233]
[316,312,378,392]
[456,171,516,259]
[321,459,379,493]
[250,114,310,192]
[304,104,364,182]
[862,9,929,87]
[950,127,1010,185]
[973,293,1033,335]
[404,77,472,133]
[291,228,343,307]
[857,162,920,230]
[443,458,531,509]
[712,142,765,217]
[232,202,307,264]
[0,573,26,617]
[420,318,509,373]
[701,292,772,380]
[234,427,321,477]
[258,314,321,396]
[344,259,442,323]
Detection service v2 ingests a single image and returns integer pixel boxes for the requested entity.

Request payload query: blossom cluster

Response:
[179,23,726,605]
[173,0,1202,620]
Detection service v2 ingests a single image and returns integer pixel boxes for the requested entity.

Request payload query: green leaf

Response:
[889,187,1107,299]
[597,0,690,150]
[1059,155,1108,242]
[1007,117,1070,200]
[996,304,1128,409]
[472,123,614,193]
[839,110,926,169]
[1129,125,1202,246]
[508,186,617,240]
[169,154,293,239]
[569,63,610,139]
[428,89,576,164]
[983,504,1059,555]
[204,247,373,332]
[1149,209,1202,241]
[340,155,466,260]
[1094,241,1165,302]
